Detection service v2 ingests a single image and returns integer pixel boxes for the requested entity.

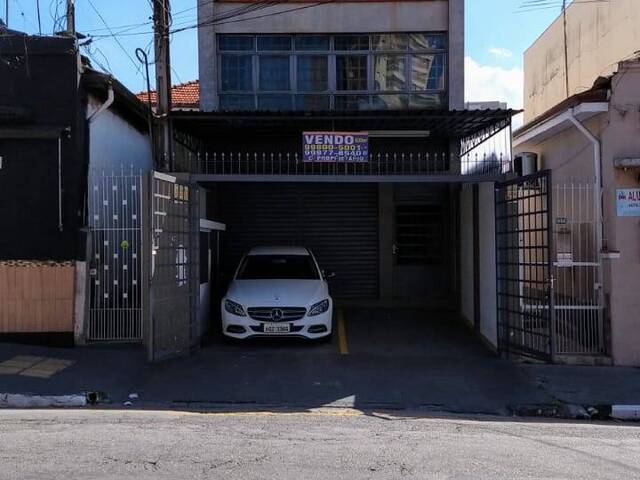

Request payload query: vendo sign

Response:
[303,131,369,163]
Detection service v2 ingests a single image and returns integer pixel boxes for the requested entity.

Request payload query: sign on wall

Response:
[303,131,369,163]
[616,189,640,217]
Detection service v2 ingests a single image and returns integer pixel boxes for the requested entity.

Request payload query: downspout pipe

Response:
[87,84,114,123]
[567,107,604,291]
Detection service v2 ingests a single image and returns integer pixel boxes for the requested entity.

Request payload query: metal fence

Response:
[552,181,605,355]
[87,167,144,342]
[188,151,509,177]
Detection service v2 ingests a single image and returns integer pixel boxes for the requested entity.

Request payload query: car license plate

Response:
[263,323,290,334]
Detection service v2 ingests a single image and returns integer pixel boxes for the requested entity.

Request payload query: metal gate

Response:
[147,172,199,362]
[87,168,144,342]
[495,171,553,361]
[552,182,605,355]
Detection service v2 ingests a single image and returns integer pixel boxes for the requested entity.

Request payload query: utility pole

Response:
[153,0,173,171]
[4,0,8,27]
[66,0,75,36]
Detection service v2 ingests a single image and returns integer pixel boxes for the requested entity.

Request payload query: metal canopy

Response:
[172,109,518,141]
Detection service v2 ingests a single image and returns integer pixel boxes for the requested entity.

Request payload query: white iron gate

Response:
[552,182,605,355]
[87,168,144,342]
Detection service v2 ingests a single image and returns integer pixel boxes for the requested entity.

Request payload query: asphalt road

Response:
[1,409,639,480]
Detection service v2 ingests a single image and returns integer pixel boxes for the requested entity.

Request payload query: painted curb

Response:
[611,405,640,421]
[0,393,87,408]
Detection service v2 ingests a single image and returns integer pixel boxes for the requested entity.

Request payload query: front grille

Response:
[247,307,307,322]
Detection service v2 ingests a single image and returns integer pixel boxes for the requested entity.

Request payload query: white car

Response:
[221,246,334,340]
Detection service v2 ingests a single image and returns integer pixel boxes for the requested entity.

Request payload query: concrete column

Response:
[448,0,465,110]
[378,184,395,301]
[198,0,217,111]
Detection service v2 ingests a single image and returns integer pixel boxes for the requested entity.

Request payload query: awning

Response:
[172,108,518,141]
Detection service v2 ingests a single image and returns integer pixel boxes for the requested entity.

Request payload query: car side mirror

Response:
[323,270,336,280]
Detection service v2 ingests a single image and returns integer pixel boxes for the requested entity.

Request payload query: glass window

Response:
[409,33,446,50]
[259,56,290,91]
[295,35,329,51]
[295,95,330,111]
[334,35,369,51]
[372,34,408,51]
[219,94,254,111]
[257,95,293,111]
[334,95,370,111]
[409,93,444,109]
[237,255,320,280]
[374,55,406,91]
[218,35,254,51]
[411,53,445,90]
[220,55,253,91]
[372,94,409,110]
[297,56,328,92]
[336,55,368,91]
[257,35,292,51]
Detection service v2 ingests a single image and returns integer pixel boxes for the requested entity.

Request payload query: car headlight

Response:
[224,299,246,317]
[308,299,330,317]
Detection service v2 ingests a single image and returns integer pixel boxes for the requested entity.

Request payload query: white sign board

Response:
[616,189,640,217]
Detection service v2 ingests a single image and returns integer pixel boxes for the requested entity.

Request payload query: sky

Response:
[2,0,564,117]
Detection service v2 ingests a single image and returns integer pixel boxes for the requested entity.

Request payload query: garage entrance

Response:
[210,182,454,306]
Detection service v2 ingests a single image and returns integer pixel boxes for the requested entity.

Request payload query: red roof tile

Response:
[136,80,199,110]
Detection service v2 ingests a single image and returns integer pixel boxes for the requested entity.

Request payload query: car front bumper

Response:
[221,308,333,340]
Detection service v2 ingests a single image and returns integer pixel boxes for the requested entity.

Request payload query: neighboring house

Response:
[135,80,200,111]
[0,30,153,346]
[514,2,640,366]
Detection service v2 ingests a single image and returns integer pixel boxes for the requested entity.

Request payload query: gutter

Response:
[87,84,115,123]
[567,108,605,302]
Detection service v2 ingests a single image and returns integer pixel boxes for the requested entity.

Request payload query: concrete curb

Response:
[611,405,640,421]
[0,393,87,408]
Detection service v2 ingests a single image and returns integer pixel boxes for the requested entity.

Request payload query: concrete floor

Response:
[0,309,638,413]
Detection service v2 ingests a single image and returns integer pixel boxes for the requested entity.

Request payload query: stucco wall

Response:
[523,0,640,122]
[87,95,153,172]
[459,186,474,326]
[478,182,497,348]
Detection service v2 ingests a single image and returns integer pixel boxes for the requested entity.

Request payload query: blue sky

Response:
[3,0,562,107]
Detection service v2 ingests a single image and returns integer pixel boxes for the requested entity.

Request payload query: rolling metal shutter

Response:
[219,183,379,299]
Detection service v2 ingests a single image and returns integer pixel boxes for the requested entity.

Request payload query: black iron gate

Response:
[147,172,199,362]
[495,170,553,361]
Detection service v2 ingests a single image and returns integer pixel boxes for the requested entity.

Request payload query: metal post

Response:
[153,0,172,171]
[4,0,8,27]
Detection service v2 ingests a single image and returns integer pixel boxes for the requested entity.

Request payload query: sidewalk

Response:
[0,341,638,415]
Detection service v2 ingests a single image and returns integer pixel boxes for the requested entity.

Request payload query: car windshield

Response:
[237,254,320,280]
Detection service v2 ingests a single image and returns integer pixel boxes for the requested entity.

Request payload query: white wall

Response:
[459,186,474,327]
[87,95,153,172]
[478,182,497,348]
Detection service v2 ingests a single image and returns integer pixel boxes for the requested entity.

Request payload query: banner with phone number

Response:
[303,131,369,163]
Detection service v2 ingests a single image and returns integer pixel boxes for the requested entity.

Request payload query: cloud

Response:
[489,47,513,59]
[465,56,524,127]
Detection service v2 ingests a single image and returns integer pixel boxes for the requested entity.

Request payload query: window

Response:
[297,56,328,92]
[336,55,368,91]
[219,94,254,111]
[218,35,254,51]
[374,55,406,91]
[259,56,290,91]
[257,35,292,51]
[334,34,369,51]
[216,33,447,111]
[237,255,320,280]
[372,34,408,51]
[411,53,446,91]
[220,55,253,91]
[295,35,329,51]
